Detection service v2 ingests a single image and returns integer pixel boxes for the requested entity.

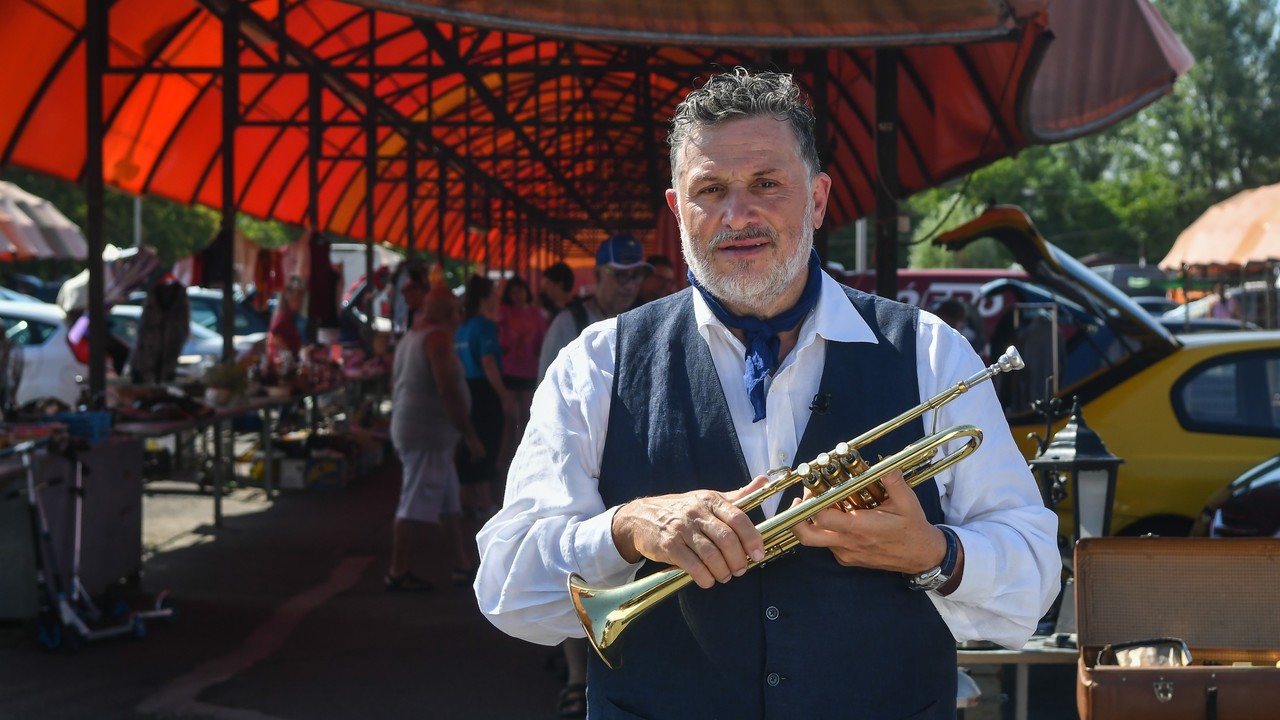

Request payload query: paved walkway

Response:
[0,460,1078,719]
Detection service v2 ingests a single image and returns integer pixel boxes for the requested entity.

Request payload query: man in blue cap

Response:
[537,233,652,381]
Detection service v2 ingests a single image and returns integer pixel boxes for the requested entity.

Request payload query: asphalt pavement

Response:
[0,458,1078,720]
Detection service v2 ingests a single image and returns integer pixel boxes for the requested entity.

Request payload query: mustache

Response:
[709,225,777,248]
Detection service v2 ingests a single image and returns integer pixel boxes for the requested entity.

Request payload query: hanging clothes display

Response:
[131,276,191,384]
[308,232,338,329]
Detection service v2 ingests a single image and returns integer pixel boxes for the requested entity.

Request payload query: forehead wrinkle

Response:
[687,166,783,186]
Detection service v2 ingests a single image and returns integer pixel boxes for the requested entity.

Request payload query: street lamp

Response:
[1028,396,1124,547]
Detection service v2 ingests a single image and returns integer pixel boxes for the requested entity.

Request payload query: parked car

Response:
[1089,263,1171,298]
[0,286,43,303]
[124,286,270,338]
[7,273,64,303]
[1191,454,1280,538]
[0,299,87,407]
[1131,295,1180,316]
[1162,279,1279,328]
[1160,316,1256,334]
[936,206,1280,538]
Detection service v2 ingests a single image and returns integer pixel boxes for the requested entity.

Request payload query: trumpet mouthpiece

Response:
[997,346,1024,373]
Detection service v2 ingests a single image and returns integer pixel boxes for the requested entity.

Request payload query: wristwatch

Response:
[904,525,959,592]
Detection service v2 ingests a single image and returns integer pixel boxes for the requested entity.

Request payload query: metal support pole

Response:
[364,13,376,332]
[84,0,107,404]
[220,0,239,364]
[809,49,830,262]
[874,48,899,300]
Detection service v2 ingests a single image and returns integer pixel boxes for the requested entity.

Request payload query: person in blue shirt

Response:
[455,275,516,550]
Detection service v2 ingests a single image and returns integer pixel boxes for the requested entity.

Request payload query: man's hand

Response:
[789,470,948,575]
[611,475,769,589]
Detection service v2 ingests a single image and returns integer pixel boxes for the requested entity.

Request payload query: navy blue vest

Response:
[589,286,956,720]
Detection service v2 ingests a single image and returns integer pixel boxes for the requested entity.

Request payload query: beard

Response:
[681,199,814,314]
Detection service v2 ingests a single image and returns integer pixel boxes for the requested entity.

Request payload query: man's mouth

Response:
[714,238,771,256]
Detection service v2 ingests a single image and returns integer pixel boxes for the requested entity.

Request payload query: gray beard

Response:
[681,203,814,314]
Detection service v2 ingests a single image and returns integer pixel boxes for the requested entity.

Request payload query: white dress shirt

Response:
[475,272,1060,649]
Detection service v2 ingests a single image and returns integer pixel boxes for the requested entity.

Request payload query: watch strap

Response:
[903,525,958,592]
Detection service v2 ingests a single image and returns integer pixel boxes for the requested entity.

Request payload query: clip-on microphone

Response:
[809,392,832,415]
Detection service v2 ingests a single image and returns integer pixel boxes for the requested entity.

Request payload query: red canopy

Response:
[0,0,1191,269]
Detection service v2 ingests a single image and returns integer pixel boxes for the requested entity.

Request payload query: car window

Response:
[190,301,219,331]
[107,315,140,346]
[1174,350,1280,437]
[1,315,57,346]
[234,307,259,334]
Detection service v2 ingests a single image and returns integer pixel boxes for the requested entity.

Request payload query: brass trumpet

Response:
[568,346,1025,669]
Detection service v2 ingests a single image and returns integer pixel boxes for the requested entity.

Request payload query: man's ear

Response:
[810,172,833,230]
[665,188,683,231]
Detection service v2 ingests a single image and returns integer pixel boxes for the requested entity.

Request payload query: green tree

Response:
[904,0,1280,267]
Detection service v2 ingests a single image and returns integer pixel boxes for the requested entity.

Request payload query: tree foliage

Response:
[903,0,1280,268]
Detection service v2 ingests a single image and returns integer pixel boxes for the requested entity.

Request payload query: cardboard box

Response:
[306,450,348,490]
[278,458,310,490]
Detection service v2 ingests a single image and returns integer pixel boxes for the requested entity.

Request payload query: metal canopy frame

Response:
[0,0,1192,399]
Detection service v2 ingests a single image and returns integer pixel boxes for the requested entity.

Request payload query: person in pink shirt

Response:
[498,275,547,464]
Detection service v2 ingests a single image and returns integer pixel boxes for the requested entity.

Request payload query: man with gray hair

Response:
[476,67,1059,718]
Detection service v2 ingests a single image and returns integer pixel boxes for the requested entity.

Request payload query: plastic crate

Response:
[51,411,113,444]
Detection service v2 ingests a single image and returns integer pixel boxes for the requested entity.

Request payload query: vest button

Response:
[765,605,780,620]
[766,672,781,687]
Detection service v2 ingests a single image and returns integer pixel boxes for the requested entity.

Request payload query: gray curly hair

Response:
[667,67,820,186]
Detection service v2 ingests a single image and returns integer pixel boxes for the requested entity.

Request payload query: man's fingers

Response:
[666,544,716,589]
[723,473,770,503]
[686,528,736,584]
[710,497,766,566]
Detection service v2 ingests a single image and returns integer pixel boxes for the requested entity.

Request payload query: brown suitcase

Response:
[1075,537,1280,720]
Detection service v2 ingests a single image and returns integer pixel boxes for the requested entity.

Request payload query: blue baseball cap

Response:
[595,233,653,272]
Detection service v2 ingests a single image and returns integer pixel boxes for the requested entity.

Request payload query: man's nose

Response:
[720,187,759,229]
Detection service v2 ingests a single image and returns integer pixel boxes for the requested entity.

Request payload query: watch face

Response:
[909,567,948,591]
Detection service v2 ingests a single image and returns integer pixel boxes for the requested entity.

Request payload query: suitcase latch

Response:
[1153,679,1174,703]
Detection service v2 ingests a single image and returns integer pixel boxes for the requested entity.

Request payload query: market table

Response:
[957,635,1078,720]
[116,396,290,525]
[113,372,388,526]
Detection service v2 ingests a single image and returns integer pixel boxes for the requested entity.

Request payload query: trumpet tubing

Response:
[569,346,1024,670]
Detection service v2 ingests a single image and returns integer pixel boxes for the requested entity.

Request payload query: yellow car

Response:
[937,207,1280,537]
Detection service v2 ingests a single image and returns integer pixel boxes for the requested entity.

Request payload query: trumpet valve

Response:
[834,442,867,476]
[797,462,829,495]
[857,487,879,508]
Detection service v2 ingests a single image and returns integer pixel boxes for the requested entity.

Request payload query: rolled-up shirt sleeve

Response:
[475,320,641,646]
[917,317,1062,649]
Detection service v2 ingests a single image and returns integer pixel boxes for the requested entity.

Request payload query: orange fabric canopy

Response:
[352,0,1049,47]
[1160,184,1280,271]
[0,0,1191,269]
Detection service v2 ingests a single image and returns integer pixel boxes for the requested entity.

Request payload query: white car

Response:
[0,299,87,407]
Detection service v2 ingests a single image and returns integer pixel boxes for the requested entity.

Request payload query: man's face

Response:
[666,115,830,317]
[543,279,572,308]
[400,280,424,311]
[639,265,676,301]
[595,265,645,317]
